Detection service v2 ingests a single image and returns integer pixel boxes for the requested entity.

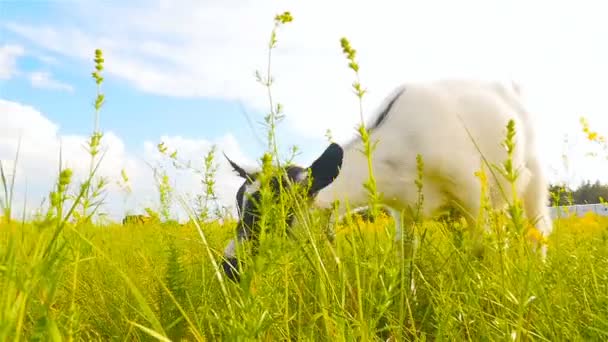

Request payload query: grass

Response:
[2,10,608,341]
[2,208,608,340]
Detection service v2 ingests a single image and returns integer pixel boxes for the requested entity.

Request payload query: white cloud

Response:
[28,71,74,92]
[0,44,24,80]
[137,133,257,220]
[0,99,250,222]
[4,0,608,187]
[0,44,72,92]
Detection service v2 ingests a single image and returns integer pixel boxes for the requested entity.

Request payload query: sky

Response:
[1,0,608,222]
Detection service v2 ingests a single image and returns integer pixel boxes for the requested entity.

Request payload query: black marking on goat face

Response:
[220,165,303,282]
[369,87,405,131]
[222,257,240,281]
[221,143,344,281]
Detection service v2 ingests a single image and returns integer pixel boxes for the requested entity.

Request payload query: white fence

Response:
[549,203,608,219]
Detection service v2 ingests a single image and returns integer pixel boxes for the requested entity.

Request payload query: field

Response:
[3,12,608,341]
[2,207,608,340]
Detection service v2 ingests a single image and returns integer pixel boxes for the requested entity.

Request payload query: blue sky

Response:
[0,1,292,157]
[0,0,350,221]
[1,0,608,222]
[2,62,265,154]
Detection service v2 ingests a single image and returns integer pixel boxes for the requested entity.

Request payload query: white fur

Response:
[313,79,552,256]
[224,239,237,258]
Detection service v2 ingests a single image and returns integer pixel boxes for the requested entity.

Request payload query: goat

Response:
[221,79,553,282]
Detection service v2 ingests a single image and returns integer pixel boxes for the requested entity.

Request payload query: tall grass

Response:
[0,137,20,225]
[1,10,608,341]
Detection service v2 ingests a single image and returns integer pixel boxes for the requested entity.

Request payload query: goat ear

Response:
[307,143,343,194]
[223,152,250,179]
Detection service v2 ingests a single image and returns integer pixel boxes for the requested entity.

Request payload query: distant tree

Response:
[548,180,608,206]
[548,184,573,206]
[572,180,608,204]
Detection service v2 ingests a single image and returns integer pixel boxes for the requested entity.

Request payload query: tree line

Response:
[548,180,608,206]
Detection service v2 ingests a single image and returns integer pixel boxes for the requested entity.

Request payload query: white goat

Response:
[222,78,553,282]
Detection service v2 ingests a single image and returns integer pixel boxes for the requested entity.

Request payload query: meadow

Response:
[2,206,608,341]
[2,11,608,341]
